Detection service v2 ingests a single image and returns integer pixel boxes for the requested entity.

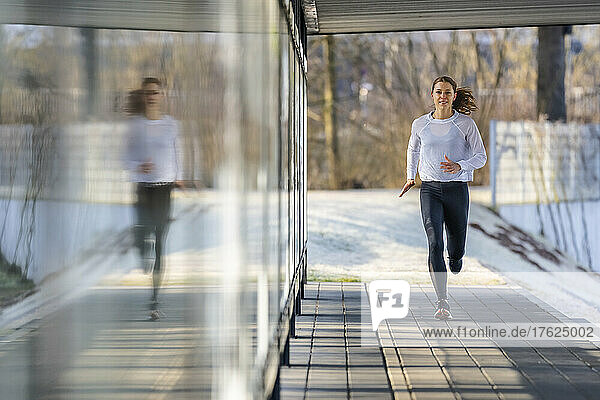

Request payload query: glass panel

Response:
[0,0,306,397]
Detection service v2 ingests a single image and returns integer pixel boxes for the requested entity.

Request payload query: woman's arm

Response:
[406,120,421,180]
[124,119,145,173]
[400,120,421,198]
[173,120,184,183]
[456,119,487,172]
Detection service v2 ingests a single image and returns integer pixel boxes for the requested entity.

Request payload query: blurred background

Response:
[306,27,599,189]
[306,27,599,273]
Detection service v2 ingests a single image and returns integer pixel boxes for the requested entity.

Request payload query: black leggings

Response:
[135,183,173,301]
[419,181,469,301]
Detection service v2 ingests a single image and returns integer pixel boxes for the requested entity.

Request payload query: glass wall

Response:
[0,0,307,398]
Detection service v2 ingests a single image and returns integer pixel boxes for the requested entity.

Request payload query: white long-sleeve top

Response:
[406,111,487,182]
[125,115,183,183]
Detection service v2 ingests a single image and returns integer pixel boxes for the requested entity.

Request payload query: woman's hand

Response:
[174,180,185,189]
[398,179,415,197]
[138,161,154,174]
[440,155,461,174]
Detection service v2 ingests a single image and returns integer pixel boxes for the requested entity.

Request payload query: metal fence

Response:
[490,120,600,271]
[490,121,600,207]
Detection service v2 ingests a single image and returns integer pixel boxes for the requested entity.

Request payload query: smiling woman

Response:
[398,75,487,320]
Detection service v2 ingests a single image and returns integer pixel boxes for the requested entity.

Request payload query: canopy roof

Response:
[305,0,600,34]
[0,1,599,34]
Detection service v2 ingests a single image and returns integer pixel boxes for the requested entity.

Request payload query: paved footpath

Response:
[0,287,215,400]
[1,282,599,399]
[280,282,600,400]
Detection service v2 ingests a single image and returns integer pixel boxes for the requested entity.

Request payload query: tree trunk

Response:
[537,26,567,122]
[81,28,98,118]
[322,36,341,189]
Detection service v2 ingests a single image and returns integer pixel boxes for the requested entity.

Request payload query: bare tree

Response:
[537,26,567,121]
[80,28,98,118]
[322,36,341,189]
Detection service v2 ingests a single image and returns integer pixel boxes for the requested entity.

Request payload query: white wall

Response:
[499,200,600,271]
[491,120,600,271]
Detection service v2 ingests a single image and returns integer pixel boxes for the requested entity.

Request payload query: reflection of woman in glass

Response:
[125,77,182,320]
[398,76,486,320]
[124,88,145,116]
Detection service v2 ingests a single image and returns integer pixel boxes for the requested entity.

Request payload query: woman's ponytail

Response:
[453,87,478,115]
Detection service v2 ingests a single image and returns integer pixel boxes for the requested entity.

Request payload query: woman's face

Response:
[143,83,163,110]
[431,81,456,110]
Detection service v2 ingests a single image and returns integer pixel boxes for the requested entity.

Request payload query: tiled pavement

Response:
[280,282,600,400]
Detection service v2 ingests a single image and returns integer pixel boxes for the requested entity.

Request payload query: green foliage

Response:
[308,270,361,282]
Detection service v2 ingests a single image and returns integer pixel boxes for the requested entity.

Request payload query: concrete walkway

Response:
[280,282,600,400]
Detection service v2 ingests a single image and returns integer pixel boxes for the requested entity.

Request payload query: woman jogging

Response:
[126,77,183,320]
[398,76,487,320]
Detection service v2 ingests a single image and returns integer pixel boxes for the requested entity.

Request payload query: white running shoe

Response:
[434,299,453,320]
